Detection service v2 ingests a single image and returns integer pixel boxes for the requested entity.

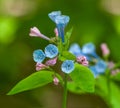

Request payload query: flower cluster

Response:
[69,43,107,77]
[33,44,58,71]
[29,11,89,85]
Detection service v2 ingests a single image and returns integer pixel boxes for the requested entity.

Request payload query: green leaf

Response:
[59,51,76,61]
[64,27,73,50]
[65,27,73,40]
[95,76,108,100]
[110,72,120,81]
[70,63,95,93]
[95,76,120,108]
[67,81,84,94]
[110,82,120,108]
[7,71,54,95]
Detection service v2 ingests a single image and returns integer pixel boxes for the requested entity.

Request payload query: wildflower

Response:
[36,63,48,71]
[33,49,46,63]
[111,69,120,76]
[108,61,115,69]
[29,27,50,41]
[89,66,99,77]
[95,60,107,74]
[45,44,58,58]
[53,77,59,85]
[76,56,89,66]
[69,43,82,57]
[101,43,110,57]
[45,57,57,66]
[48,11,61,22]
[61,60,74,74]
[82,43,99,58]
[48,11,70,43]
[55,15,70,42]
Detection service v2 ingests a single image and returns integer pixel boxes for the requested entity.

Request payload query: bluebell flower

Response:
[82,43,99,58]
[69,43,90,60]
[69,43,82,56]
[55,15,70,42]
[95,60,107,74]
[61,60,74,74]
[89,60,107,77]
[89,66,99,77]
[48,11,61,22]
[45,44,58,58]
[48,11,70,43]
[33,49,46,63]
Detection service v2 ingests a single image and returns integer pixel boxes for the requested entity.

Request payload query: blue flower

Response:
[82,43,99,58]
[69,43,82,56]
[48,11,61,22]
[95,60,107,74]
[45,44,58,58]
[89,60,107,77]
[69,43,90,60]
[48,11,70,43]
[61,60,74,74]
[55,15,70,42]
[89,66,99,77]
[33,49,45,63]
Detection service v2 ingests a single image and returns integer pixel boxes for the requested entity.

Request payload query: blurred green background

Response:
[0,0,120,107]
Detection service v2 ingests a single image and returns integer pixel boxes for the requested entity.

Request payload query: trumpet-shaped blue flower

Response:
[82,43,99,58]
[69,43,82,57]
[61,60,74,74]
[69,43,90,60]
[48,11,70,43]
[95,60,107,74]
[82,43,95,54]
[33,50,45,63]
[89,60,107,77]
[48,11,61,22]
[45,44,58,58]
[55,15,70,42]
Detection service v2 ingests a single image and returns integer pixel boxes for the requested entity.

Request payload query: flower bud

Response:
[36,63,48,71]
[53,77,59,85]
[29,27,50,41]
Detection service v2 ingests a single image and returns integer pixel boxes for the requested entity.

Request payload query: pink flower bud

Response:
[36,63,48,71]
[82,61,89,66]
[111,69,120,76]
[76,56,89,66]
[53,77,59,85]
[54,28,58,37]
[29,27,50,41]
[45,57,57,66]
[108,61,115,69]
[101,43,110,56]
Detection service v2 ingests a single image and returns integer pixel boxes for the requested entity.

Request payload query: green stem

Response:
[62,73,68,108]
[106,69,111,107]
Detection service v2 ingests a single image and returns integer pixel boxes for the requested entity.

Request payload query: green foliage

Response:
[7,71,55,95]
[67,82,84,94]
[95,76,108,101]
[70,63,95,93]
[57,28,73,55]
[59,51,76,61]
[95,76,120,108]
[110,72,120,81]
[110,82,120,108]
[64,27,73,50]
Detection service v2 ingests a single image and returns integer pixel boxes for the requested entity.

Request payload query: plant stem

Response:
[106,69,111,107]
[62,73,68,108]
